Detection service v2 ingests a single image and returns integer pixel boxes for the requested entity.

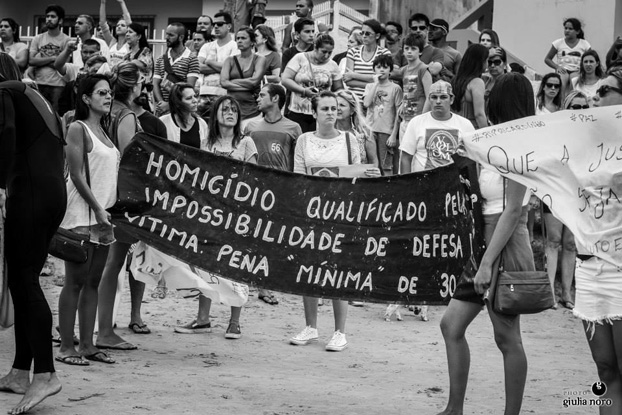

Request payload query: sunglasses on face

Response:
[488,59,503,66]
[92,88,114,98]
[596,84,622,97]
[411,25,428,31]
[569,104,589,110]
[545,83,560,89]
[213,21,227,27]
[361,31,375,37]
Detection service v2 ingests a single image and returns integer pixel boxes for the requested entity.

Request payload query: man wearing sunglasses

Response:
[394,13,444,74]
[197,12,239,109]
[428,18,461,82]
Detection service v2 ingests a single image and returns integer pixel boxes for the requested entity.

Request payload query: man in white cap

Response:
[398,79,475,321]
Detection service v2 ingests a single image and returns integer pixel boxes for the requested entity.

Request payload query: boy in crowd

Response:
[363,54,402,175]
[397,34,433,147]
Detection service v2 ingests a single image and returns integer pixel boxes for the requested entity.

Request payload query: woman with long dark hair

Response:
[0,54,64,415]
[479,29,500,49]
[57,74,120,366]
[451,43,489,129]
[175,96,255,338]
[438,73,537,415]
[536,72,563,114]
[254,24,281,84]
[160,83,208,147]
[0,18,28,71]
[123,22,153,81]
[96,62,146,350]
[571,49,604,105]
[544,18,591,92]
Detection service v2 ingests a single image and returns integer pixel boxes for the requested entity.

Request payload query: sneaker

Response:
[225,322,242,339]
[174,320,212,334]
[326,330,348,352]
[420,306,429,322]
[290,326,319,345]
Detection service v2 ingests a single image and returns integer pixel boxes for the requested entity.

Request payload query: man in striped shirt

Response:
[153,23,199,115]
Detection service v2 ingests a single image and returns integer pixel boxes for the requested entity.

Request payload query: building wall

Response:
[494,0,621,75]
[371,0,481,32]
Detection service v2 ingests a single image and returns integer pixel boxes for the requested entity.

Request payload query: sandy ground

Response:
[0,256,601,415]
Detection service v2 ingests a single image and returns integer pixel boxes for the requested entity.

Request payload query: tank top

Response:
[60,121,120,229]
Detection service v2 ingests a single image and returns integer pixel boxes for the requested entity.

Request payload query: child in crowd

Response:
[397,34,433,156]
[363,54,402,175]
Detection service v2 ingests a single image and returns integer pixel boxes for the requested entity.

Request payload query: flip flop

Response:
[129,322,151,334]
[259,294,279,305]
[55,355,90,366]
[95,341,138,350]
[84,351,115,364]
[560,300,575,310]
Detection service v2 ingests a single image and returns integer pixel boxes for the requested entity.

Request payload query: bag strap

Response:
[345,132,352,165]
[76,121,93,230]
[304,52,317,87]
[162,51,183,83]
[233,56,245,78]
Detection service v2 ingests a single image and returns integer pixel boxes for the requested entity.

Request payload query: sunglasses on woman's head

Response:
[487,59,503,66]
[595,84,622,97]
[545,83,560,89]
[569,104,589,110]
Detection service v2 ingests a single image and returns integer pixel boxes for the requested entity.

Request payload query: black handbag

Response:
[48,122,93,264]
[492,270,555,315]
[488,178,555,315]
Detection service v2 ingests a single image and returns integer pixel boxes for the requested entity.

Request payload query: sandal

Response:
[84,351,115,364]
[258,294,279,305]
[55,355,90,366]
[129,322,151,334]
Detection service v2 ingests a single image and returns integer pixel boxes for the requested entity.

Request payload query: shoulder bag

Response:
[489,178,555,315]
[48,123,93,264]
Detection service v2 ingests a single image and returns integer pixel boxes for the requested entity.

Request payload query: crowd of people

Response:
[1,1,622,413]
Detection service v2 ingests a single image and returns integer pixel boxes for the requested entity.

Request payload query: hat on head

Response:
[429,80,453,96]
[429,19,449,35]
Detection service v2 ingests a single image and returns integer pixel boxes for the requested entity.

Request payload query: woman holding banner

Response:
[576,69,622,415]
[438,73,536,415]
[175,96,256,339]
[290,91,380,352]
[96,62,145,350]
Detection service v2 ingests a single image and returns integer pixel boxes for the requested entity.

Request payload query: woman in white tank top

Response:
[57,74,120,366]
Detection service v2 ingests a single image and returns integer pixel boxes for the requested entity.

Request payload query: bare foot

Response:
[8,372,61,414]
[0,368,30,394]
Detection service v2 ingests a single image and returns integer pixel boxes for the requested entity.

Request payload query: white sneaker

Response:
[420,306,429,322]
[290,326,319,345]
[325,330,348,351]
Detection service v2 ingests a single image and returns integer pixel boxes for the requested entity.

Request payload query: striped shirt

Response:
[154,47,200,102]
[346,45,391,100]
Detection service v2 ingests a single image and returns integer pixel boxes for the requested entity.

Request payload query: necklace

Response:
[264,115,283,124]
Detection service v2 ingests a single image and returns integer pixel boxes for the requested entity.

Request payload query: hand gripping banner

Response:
[110,133,478,304]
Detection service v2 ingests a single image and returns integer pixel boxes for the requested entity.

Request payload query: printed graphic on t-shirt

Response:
[425,128,459,170]
[372,89,389,118]
[38,43,63,57]
[213,149,235,158]
[402,74,419,121]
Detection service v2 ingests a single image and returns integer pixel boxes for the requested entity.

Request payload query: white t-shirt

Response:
[294,131,361,174]
[571,77,602,106]
[108,42,129,68]
[399,111,475,172]
[479,167,531,215]
[552,38,591,73]
[72,37,110,68]
[286,52,342,115]
[197,39,239,95]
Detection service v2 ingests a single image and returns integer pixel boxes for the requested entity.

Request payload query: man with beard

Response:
[384,21,403,59]
[153,23,199,115]
[185,15,214,49]
[428,18,462,82]
[28,4,70,112]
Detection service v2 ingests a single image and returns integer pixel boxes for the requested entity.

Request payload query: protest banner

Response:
[462,105,622,266]
[110,133,478,304]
